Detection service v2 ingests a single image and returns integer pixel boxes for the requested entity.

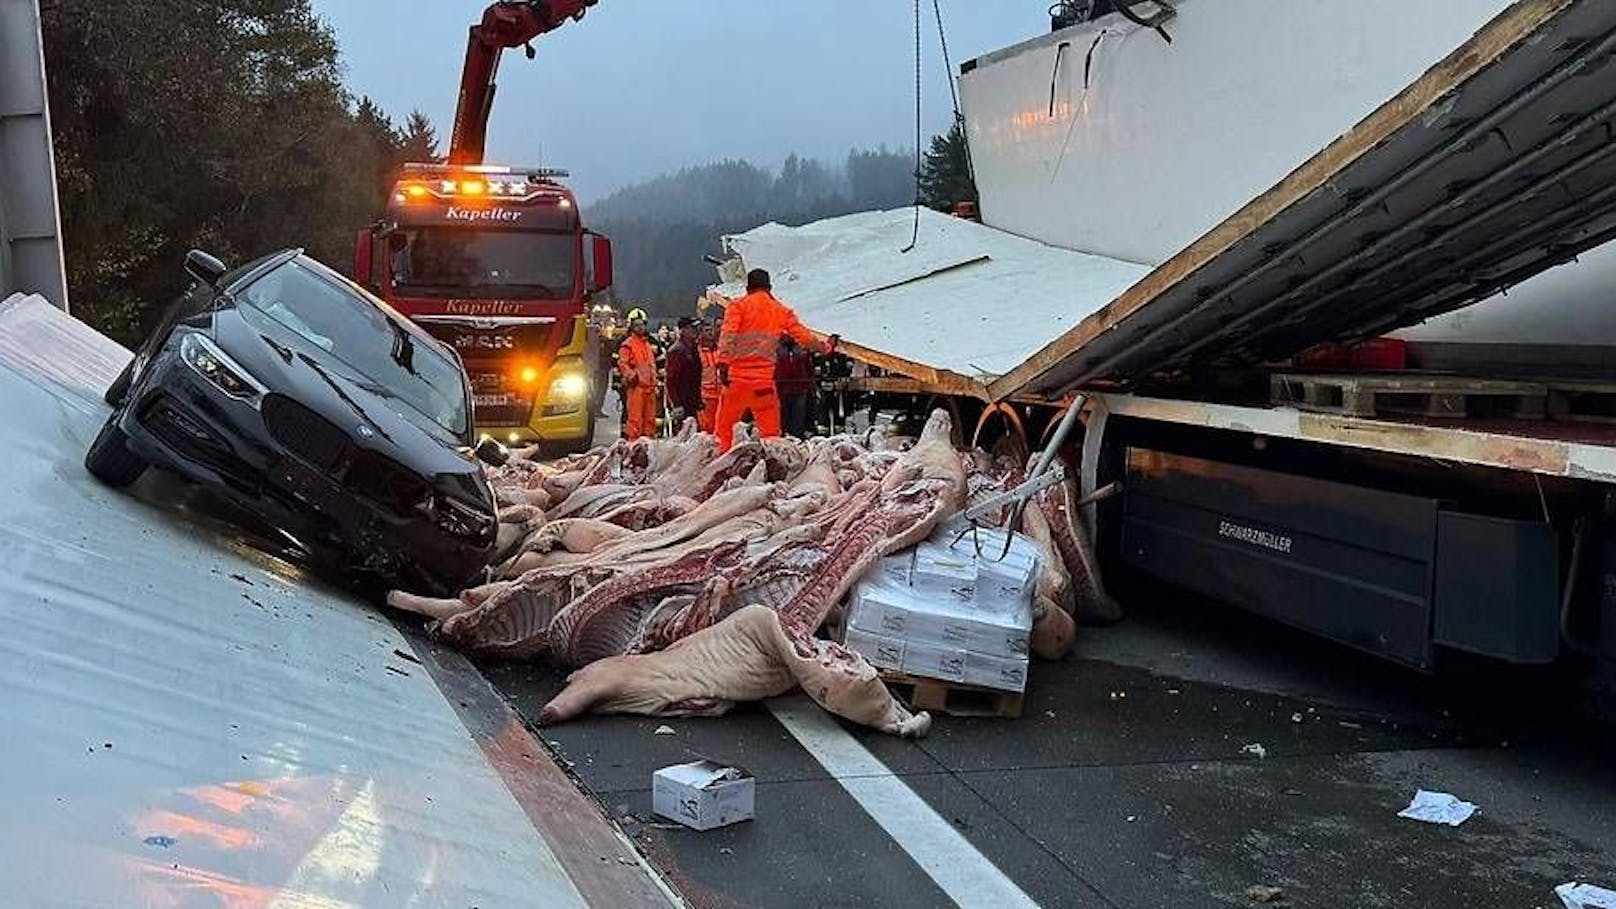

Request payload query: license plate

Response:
[474,393,515,408]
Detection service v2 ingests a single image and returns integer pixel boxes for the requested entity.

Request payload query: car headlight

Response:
[180,333,265,404]
[433,493,494,541]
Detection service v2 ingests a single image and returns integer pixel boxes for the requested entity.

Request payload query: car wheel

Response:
[104,358,136,406]
[84,416,148,487]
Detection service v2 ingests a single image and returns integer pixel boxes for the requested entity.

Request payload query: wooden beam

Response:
[985,0,1576,403]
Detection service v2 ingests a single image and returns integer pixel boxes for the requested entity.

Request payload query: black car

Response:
[87,248,503,595]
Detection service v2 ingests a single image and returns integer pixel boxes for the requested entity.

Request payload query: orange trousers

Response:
[624,385,659,439]
[698,393,721,433]
[713,381,780,452]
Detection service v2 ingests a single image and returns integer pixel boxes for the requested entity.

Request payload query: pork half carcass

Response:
[388,410,1015,737]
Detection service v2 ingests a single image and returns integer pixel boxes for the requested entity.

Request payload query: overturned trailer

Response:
[715,0,1616,682]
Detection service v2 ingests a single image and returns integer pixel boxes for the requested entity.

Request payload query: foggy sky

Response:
[310,1,1046,203]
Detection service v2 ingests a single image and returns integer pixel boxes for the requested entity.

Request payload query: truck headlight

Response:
[180,333,265,404]
[547,369,588,402]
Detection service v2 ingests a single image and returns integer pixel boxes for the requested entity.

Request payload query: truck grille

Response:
[262,394,350,470]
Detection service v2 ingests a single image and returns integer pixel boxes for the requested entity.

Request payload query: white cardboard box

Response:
[901,639,969,683]
[965,650,1030,693]
[849,578,1031,660]
[910,546,977,602]
[652,761,755,831]
[934,528,1040,606]
[843,626,905,671]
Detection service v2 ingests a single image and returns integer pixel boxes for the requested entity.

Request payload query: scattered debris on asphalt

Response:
[1556,882,1616,909]
[1397,789,1477,826]
[1241,742,1268,759]
[1246,884,1284,903]
[653,760,755,831]
[653,725,676,736]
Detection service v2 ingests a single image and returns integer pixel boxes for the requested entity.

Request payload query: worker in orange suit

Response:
[711,269,837,451]
[616,308,659,439]
[697,321,722,434]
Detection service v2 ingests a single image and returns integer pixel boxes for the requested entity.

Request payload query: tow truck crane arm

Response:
[448,0,598,166]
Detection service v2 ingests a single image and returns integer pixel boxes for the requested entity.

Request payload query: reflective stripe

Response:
[718,329,780,363]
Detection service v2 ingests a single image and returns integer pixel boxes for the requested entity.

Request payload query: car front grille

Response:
[262,394,350,471]
[345,449,431,516]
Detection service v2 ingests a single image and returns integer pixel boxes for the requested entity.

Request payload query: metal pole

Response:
[0,0,69,309]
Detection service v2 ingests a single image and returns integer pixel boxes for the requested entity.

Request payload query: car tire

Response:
[84,416,148,488]
[104,358,135,406]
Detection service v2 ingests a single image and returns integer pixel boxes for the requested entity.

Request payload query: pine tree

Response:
[399,111,441,163]
[918,122,978,213]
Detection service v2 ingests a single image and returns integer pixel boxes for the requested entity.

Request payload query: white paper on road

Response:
[1397,789,1479,826]
[1558,882,1616,909]
[0,299,590,907]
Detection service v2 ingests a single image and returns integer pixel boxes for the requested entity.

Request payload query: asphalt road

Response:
[482,577,1615,909]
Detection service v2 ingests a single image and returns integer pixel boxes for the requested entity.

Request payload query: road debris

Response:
[1397,789,1477,826]
[653,760,755,831]
[1241,743,1268,759]
[1246,884,1284,903]
[392,648,422,665]
[1556,882,1616,909]
[653,725,676,736]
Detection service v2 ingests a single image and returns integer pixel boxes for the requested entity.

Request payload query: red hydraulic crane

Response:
[448,0,599,166]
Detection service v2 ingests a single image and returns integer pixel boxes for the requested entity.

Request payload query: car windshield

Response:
[389,228,576,299]
[235,258,469,436]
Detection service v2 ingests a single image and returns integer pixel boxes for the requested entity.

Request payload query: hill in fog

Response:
[586,148,914,317]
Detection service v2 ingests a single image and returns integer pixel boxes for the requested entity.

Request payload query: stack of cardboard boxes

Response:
[844,525,1039,693]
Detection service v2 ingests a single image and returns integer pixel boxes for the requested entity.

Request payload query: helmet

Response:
[627,307,649,323]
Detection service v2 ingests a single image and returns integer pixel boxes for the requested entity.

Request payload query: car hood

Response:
[207,308,484,487]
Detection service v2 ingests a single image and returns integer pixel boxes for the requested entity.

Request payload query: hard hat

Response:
[627,307,648,323]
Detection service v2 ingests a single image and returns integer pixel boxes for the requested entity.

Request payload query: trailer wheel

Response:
[972,402,1030,465]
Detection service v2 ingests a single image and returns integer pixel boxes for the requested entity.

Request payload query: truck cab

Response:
[354,163,612,451]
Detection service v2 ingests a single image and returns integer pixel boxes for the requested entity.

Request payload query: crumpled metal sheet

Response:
[718,208,1150,381]
[0,301,588,906]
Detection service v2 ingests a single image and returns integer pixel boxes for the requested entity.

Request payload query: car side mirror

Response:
[185,249,227,288]
[474,438,509,467]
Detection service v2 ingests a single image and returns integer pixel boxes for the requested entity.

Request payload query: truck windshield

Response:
[389,228,576,299]
[235,258,470,437]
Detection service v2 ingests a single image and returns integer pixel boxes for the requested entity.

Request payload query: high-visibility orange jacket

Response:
[699,347,722,397]
[616,334,658,390]
[715,290,828,385]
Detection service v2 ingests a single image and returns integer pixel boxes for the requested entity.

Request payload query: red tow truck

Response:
[353,1,611,452]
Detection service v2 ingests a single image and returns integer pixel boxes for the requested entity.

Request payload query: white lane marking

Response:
[766,696,1043,909]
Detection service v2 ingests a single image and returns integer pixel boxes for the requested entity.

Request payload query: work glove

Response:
[624,374,639,389]
[670,406,687,423]
[716,363,730,386]
[826,333,841,353]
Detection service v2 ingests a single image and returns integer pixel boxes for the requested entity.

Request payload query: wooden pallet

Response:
[1271,373,1548,420]
[1547,382,1616,425]
[880,671,1024,718]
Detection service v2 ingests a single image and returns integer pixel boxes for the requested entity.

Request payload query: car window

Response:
[235,258,469,436]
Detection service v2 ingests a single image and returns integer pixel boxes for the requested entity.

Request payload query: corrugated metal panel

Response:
[0,301,602,907]
[994,0,1616,401]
